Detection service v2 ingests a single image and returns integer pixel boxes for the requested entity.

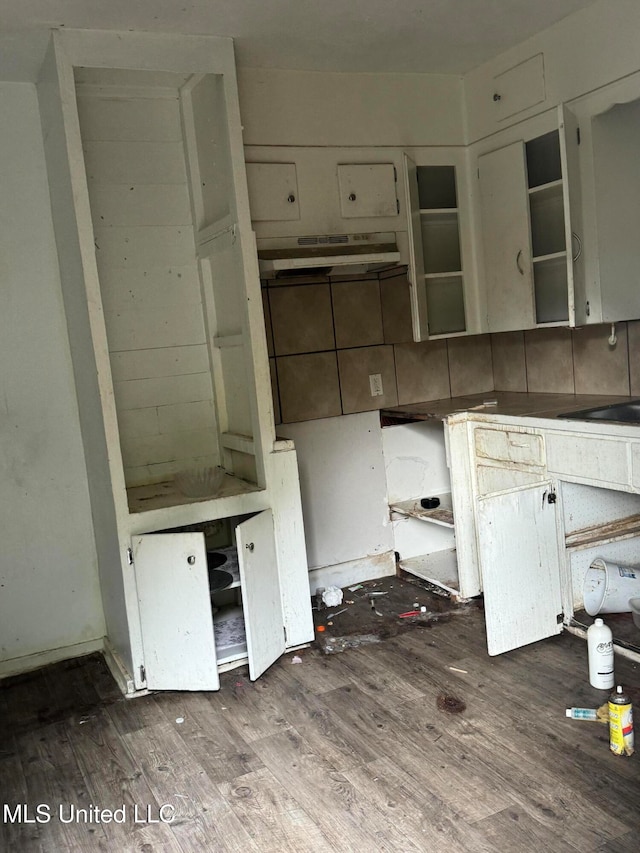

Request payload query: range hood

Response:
[256,232,400,274]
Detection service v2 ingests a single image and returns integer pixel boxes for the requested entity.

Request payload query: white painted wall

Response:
[238,67,465,147]
[280,413,393,571]
[463,0,640,143]
[0,83,105,665]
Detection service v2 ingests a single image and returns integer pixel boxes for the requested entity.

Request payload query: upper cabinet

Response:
[404,152,475,340]
[573,84,640,325]
[476,105,582,333]
[243,147,403,237]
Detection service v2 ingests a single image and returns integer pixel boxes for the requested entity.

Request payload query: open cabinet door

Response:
[559,103,583,326]
[133,533,219,691]
[477,483,563,656]
[402,153,428,341]
[236,510,285,680]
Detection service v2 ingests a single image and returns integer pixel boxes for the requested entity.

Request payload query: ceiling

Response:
[3,0,600,75]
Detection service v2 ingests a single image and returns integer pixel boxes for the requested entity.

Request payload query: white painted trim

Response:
[103,638,137,695]
[0,638,104,681]
[308,551,396,593]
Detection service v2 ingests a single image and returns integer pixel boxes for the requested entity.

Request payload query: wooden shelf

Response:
[423,270,463,280]
[420,207,458,214]
[565,512,640,551]
[528,178,563,196]
[532,250,567,264]
[127,472,262,514]
[390,493,454,528]
[398,548,459,596]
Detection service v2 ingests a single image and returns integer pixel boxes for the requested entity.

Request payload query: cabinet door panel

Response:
[236,509,285,680]
[479,142,535,332]
[559,104,581,326]
[478,483,562,655]
[402,153,428,340]
[134,532,219,690]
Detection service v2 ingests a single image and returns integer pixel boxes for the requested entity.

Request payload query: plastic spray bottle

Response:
[587,618,614,689]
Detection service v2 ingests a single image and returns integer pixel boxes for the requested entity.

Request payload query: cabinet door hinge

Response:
[127,547,133,566]
[396,198,400,215]
[576,127,581,145]
[585,300,590,317]
[283,626,287,644]
[393,165,397,182]
[139,665,146,683]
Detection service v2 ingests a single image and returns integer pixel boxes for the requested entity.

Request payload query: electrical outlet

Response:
[369,373,383,397]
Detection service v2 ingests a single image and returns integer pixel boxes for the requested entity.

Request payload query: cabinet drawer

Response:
[477,464,545,496]
[475,428,544,467]
[546,433,629,485]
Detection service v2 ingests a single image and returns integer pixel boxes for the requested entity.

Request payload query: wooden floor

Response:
[1,606,639,852]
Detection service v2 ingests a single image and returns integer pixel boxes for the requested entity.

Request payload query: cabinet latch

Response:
[139,665,146,684]
[547,490,557,505]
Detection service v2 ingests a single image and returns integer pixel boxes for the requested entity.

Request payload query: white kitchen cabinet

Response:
[477,105,582,332]
[403,154,469,339]
[245,162,300,221]
[135,509,284,691]
[477,482,563,655]
[337,163,399,219]
[37,29,313,694]
[382,418,481,599]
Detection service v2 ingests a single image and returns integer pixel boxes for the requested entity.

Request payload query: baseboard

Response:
[0,637,104,680]
[102,639,142,697]
[308,551,396,593]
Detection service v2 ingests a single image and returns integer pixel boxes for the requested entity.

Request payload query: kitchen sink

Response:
[557,400,640,423]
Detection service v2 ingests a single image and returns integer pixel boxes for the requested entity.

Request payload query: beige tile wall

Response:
[265,269,637,424]
[493,322,634,396]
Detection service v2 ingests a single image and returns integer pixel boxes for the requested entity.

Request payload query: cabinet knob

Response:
[493,93,502,102]
[245,542,255,552]
[287,194,296,203]
[348,193,357,202]
[187,555,196,565]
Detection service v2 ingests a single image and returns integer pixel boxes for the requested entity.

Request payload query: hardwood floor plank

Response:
[323,643,427,709]
[598,831,640,852]
[0,751,45,853]
[122,718,260,852]
[250,727,425,852]
[66,707,183,851]
[343,756,502,852]
[474,805,583,853]
[151,691,264,784]
[217,766,333,852]
[244,664,379,772]
[274,647,353,694]
[316,682,511,822]
[19,720,109,852]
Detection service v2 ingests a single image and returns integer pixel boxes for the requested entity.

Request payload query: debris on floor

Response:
[313,574,480,654]
[436,693,467,714]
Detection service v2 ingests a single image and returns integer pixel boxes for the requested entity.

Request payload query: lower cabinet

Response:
[133,509,286,691]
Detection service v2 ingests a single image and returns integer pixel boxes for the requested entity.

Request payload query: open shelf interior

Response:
[390,492,454,527]
[398,548,460,597]
[127,471,262,514]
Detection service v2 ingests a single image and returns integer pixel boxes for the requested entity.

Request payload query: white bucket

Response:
[583,558,640,616]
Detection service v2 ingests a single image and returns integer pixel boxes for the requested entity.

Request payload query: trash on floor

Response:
[291,655,303,664]
[322,586,344,608]
[565,705,609,723]
[319,634,382,655]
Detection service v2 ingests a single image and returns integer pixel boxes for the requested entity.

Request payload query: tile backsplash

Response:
[264,268,638,424]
